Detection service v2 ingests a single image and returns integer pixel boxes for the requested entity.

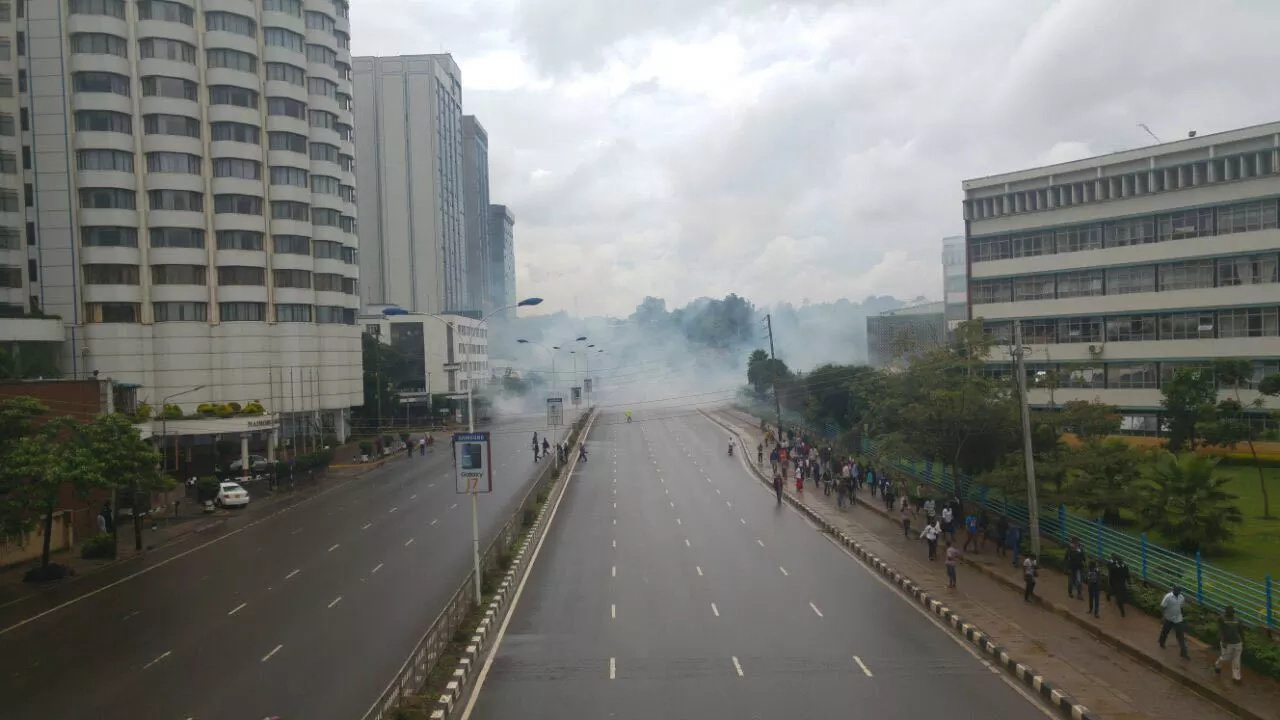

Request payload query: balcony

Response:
[0,315,65,342]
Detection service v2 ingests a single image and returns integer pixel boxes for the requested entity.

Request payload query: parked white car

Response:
[216,482,250,508]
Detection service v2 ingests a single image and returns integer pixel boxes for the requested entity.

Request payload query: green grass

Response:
[1206,466,1280,581]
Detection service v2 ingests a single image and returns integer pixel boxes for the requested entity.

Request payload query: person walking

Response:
[920,519,941,561]
[794,468,804,494]
[1159,586,1191,659]
[940,505,954,543]
[773,472,783,505]
[1022,553,1038,602]
[542,438,550,458]
[1107,554,1131,617]
[994,515,1009,558]
[1086,561,1103,618]
[944,541,961,588]
[1213,606,1244,683]
[962,511,979,552]
[900,502,912,539]
[757,443,764,466]
[1064,537,1086,600]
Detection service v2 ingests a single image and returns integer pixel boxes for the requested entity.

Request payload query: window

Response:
[85,302,140,323]
[1054,225,1102,253]
[154,301,208,322]
[270,165,308,187]
[335,62,352,81]
[314,239,342,259]
[0,39,8,62]
[208,85,259,109]
[970,235,1010,263]
[273,269,311,288]
[151,264,206,285]
[146,152,201,174]
[1217,200,1279,235]
[273,235,310,254]
[79,188,135,209]
[144,114,200,138]
[316,305,345,324]
[311,176,341,196]
[1013,275,1054,301]
[150,227,205,248]
[138,37,196,63]
[262,0,302,15]
[216,230,263,250]
[268,131,308,153]
[1160,312,1215,340]
[271,200,309,221]
[971,279,1011,304]
[16,69,24,93]
[268,97,307,119]
[1010,231,1054,258]
[19,146,29,170]
[217,266,265,286]
[74,71,130,96]
[1018,319,1057,345]
[264,27,304,52]
[0,152,15,174]
[24,221,32,246]
[219,301,266,321]
[310,142,339,163]
[266,63,306,86]
[213,194,263,215]
[342,277,357,294]
[335,92,352,111]
[148,189,203,211]
[1057,316,1102,343]
[16,30,23,56]
[313,273,342,291]
[275,303,313,322]
[138,0,193,24]
[305,44,337,66]
[339,185,356,203]
[77,149,133,172]
[205,11,256,36]
[305,10,335,32]
[141,75,196,100]
[0,77,11,98]
[309,110,337,129]
[334,30,350,50]
[338,154,355,172]
[81,226,138,247]
[1158,208,1214,241]
[1161,363,1213,387]
[213,158,261,180]
[1218,307,1279,339]
[1158,259,1215,291]
[1105,217,1156,248]
[307,77,337,99]
[1059,364,1104,389]
[1107,363,1158,389]
[210,122,260,144]
[206,48,257,73]
[71,33,128,57]
[335,122,354,141]
[1105,265,1155,295]
[1104,315,1157,342]
[332,0,350,18]
[0,266,20,287]
[0,228,18,250]
[1218,254,1279,286]
[84,264,140,285]
[75,110,132,134]
[19,107,27,132]
[311,207,341,227]
[1056,269,1103,298]
[0,114,14,136]
[12,186,24,210]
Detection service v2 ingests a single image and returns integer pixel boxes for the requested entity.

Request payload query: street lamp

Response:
[160,384,205,473]
[517,338,557,399]
[1011,321,1041,557]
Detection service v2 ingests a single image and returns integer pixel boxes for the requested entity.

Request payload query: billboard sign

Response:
[571,386,582,406]
[584,378,592,394]
[452,431,492,494]
[546,396,564,426]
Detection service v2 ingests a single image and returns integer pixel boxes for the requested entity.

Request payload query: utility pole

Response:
[1012,321,1041,557]
[764,314,783,440]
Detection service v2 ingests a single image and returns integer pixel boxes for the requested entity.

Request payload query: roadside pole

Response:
[1012,321,1041,557]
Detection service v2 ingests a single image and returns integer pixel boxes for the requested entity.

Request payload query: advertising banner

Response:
[452,431,492,494]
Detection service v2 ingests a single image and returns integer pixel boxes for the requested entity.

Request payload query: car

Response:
[228,454,270,473]
[216,482,250,508]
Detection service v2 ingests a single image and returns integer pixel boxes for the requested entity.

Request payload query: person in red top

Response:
[795,467,804,493]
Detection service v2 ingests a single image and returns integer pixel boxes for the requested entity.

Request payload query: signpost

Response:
[583,378,592,394]
[571,386,582,406]
[546,396,564,426]
[452,431,492,494]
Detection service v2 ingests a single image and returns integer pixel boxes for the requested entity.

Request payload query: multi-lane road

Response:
[465,408,1052,719]
[0,412,578,720]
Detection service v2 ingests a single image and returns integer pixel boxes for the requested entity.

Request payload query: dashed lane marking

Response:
[362,522,372,530]
[611,603,616,619]
[404,538,414,547]
[779,566,788,576]
[711,602,720,617]
[372,563,383,574]
[328,544,339,552]
[610,657,616,680]
[261,644,283,663]
[684,538,691,547]
[328,596,342,608]
[142,651,171,670]
[756,539,764,547]
[854,656,873,677]
[285,569,300,579]
[696,565,703,576]
[228,602,247,616]
[810,602,824,618]
[431,519,438,526]
[732,656,744,677]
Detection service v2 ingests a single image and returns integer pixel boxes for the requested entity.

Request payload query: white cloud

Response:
[352,0,1280,317]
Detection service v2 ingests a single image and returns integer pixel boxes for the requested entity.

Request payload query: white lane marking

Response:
[372,563,383,574]
[611,603,616,619]
[389,506,398,513]
[810,602,824,618]
[613,518,616,525]
[854,655,873,677]
[684,538,691,547]
[430,519,438,526]
[732,656,744,677]
[428,483,435,488]
[610,657,616,680]
[410,494,417,500]
[362,522,372,530]
[669,501,675,508]
[404,538,415,547]
[756,539,764,547]
[122,610,140,621]
[715,488,721,495]
[261,644,283,662]
[612,539,616,548]
[676,518,682,525]
[696,565,703,576]
[779,566,789,576]
[711,602,720,617]
[664,488,669,495]
[143,650,171,669]
[726,500,732,508]
[613,502,616,509]
[328,596,342,608]
[739,518,746,525]
[612,565,616,577]
[228,602,247,616]
[659,477,664,483]
[291,528,302,535]
[328,544,339,552]
[451,503,459,510]
[285,569,300,579]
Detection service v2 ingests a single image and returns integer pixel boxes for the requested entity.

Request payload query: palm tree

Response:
[1138,452,1243,553]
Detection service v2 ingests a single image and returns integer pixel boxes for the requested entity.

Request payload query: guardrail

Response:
[361,411,592,720]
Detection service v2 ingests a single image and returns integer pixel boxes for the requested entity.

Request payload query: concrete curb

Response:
[701,409,1096,720]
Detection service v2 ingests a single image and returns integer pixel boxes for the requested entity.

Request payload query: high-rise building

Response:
[963,121,1280,431]
[866,301,946,368]
[461,115,490,313]
[488,203,514,313]
[0,0,363,440]
[942,235,967,333]
[0,0,29,321]
[353,53,465,315]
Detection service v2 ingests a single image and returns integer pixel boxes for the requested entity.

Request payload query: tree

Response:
[1160,366,1217,451]
[80,413,172,553]
[746,349,790,398]
[1065,438,1144,525]
[1138,452,1243,553]
[1060,399,1122,441]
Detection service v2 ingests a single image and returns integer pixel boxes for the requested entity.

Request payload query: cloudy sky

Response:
[351,0,1280,317]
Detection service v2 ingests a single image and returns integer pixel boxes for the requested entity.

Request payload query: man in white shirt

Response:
[1159,586,1190,659]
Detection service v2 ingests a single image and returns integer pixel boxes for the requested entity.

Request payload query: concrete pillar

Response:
[240,435,250,483]
[268,429,277,463]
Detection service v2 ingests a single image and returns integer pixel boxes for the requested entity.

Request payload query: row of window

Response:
[83,263,357,292]
[983,307,1280,345]
[75,149,351,195]
[971,253,1280,304]
[77,188,356,226]
[989,360,1280,392]
[85,301,357,324]
[80,226,358,264]
[970,198,1280,263]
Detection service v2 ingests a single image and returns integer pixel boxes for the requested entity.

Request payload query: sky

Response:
[350,0,1280,318]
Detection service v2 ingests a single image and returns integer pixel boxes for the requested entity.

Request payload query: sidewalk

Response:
[711,408,1280,720]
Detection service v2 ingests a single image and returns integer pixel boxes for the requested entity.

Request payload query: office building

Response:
[461,115,490,313]
[360,309,488,418]
[0,0,364,442]
[488,203,514,314]
[353,53,465,315]
[942,235,967,333]
[866,301,946,368]
[963,121,1280,429]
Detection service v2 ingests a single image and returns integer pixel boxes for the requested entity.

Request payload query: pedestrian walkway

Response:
[712,408,1280,720]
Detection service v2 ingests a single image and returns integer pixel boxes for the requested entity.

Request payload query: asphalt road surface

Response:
[465,408,1052,720]
[0,411,579,720]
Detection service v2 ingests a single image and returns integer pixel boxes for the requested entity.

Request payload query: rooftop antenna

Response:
[1138,123,1161,143]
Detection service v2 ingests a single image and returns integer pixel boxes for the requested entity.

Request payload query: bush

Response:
[399,431,411,444]
[159,404,183,419]
[358,440,373,456]
[214,403,235,417]
[131,403,153,422]
[381,434,395,448]
[226,401,243,413]
[81,533,116,559]
[195,476,221,503]
[241,401,265,415]
[196,403,217,416]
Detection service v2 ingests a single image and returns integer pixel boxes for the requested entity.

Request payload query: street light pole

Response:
[1012,321,1041,557]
